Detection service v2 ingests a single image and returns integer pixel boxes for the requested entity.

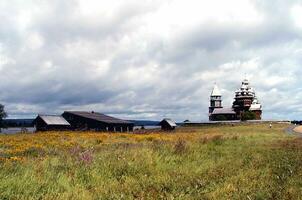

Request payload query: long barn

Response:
[62,111,134,132]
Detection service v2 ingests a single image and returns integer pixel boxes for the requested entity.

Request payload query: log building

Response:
[159,118,177,131]
[62,111,134,132]
[209,79,262,121]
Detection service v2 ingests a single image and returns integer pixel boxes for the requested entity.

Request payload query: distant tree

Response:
[0,104,7,131]
[241,111,256,121]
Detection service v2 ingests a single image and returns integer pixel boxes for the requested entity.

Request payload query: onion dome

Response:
[236,78,255,97]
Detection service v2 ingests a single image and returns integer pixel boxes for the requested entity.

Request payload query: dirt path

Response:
[293,126,302,134]
[284,125,302,137]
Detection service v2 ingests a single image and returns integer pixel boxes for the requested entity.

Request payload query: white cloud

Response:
[291,4,302,29]
[25,32,44,50]
[144,0,263,36]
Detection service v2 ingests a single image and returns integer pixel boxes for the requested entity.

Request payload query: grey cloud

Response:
[1,0,302,121]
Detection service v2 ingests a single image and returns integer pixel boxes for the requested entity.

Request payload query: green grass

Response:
[0,123,302,199]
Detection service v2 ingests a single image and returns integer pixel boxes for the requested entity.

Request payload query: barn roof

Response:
[37,115,71,126]
[63,111,133,124]
[212,108,236,115]
[160,118,177,127]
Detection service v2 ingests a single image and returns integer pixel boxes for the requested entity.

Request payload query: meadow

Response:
[0,123,302,199]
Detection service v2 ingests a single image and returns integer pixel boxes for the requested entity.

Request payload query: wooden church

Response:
[209,79,262,121]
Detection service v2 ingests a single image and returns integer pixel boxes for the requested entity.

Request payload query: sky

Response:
[1,0,302,121]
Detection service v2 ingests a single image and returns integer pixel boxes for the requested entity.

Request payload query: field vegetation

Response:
[0,123,302,199]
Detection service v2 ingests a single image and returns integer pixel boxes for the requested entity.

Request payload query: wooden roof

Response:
[159,118,177,127]
[212,108,236,115]
[37,115,70,126]
[63,111,133,125]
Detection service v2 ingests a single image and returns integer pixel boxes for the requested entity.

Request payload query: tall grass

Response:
[0,123,301,199]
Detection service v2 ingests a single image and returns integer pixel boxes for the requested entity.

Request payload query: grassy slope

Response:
[0,124,302,199]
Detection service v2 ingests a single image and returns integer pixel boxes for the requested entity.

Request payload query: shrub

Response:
[174,139,187,154]
[95,139,103,144]
[215,115,227,121]
[69,145,94,165]
[23,147,45,157]
[200,134,224,144]
[241,111,256,121]
[211,134,224,145]
[151,140,166,152]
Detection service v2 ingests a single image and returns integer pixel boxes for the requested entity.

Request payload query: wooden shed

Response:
[62,111,134,132]
[159,118,177,131]
[33,115,71,131]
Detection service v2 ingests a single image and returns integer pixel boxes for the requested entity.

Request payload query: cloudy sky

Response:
[1,0,302,121]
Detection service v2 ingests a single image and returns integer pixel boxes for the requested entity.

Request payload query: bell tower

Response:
[209,83,223,115]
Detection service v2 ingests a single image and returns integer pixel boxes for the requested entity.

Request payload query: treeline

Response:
[2,119,34,127]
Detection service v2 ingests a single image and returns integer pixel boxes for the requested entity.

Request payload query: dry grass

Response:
[0,123,301,199]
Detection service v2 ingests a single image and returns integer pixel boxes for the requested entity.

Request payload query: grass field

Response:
[0,123,301,199]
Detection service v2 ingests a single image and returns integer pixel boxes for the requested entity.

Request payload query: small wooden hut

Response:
[33,115,71,131]
[159,118,177,131]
